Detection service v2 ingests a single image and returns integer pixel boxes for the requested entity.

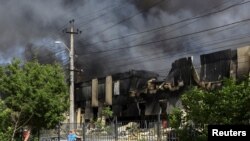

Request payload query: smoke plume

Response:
[0,0,250,80]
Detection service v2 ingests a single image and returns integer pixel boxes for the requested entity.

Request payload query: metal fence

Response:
[39,119,179,141]
[166,130,179,141]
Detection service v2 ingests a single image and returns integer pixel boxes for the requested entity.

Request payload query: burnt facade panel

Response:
[200,49,232,81]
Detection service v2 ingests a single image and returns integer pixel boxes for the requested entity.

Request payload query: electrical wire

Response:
[72,0,245,54]
[77,0,167,41]
[108,38,250,70]
[44,16,250,67]
[80,0,247,48]
[43,0,250,75]
[78,17,250,55]
[82,21,246,64]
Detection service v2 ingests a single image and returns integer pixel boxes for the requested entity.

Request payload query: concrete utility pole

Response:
[64,19,81,130]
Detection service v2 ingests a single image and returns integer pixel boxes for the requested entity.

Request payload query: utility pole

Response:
[64,19,81,130]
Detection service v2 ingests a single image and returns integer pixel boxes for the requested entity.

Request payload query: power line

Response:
[46,2,125,40]
[78,17,250,55]
[82,21,245,64]
[48,1,236,57]
[76,2,122,23]
[44,0,163,53]
[54,17,248,67]
[107,42,250,74]
[46,0,250,74]
[78,0,167,41]
[108,38,250,70]
[132,20,248,60]
[43,13,250,68]
[93,16,246,62]
[102,29,250,66]
[77,0,249,55]
[74,34,250,79]
[75,3,126,28]
[49,1,236,51]
[80,0,247,48]
[100,22,250,69]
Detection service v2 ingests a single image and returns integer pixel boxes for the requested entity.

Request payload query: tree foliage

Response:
[101,106,113,118]
[0,99,13,140]
[168,107,183,129]
[169,77,250,141]
[0,59,69,140]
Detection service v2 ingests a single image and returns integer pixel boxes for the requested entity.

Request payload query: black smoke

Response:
[0,0,250,81]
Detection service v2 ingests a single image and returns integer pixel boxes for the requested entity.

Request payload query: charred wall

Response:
[111,70,159,117]
[200,49,237,81]
[75,46,250,121]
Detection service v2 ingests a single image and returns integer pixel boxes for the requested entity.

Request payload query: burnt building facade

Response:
[73,46,250,123]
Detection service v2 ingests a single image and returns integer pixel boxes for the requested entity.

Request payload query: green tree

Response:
[169,77,250,141]
[0,59,69,141]
[101,106,113,119]
[0,99,13,141]
[168,107,183,129]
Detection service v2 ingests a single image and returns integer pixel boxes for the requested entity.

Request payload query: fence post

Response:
[114,116,118,141]
[82,123,86,141]
[157,113,161,141]
[38,129,40,141]
[57,123,61,141]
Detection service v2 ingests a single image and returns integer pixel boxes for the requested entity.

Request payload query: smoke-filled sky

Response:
[0,0,250,81]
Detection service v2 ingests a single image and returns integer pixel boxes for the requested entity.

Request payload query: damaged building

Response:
[73,46,250,124]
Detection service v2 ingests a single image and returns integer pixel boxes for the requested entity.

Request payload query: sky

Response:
[0,0,250,81]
